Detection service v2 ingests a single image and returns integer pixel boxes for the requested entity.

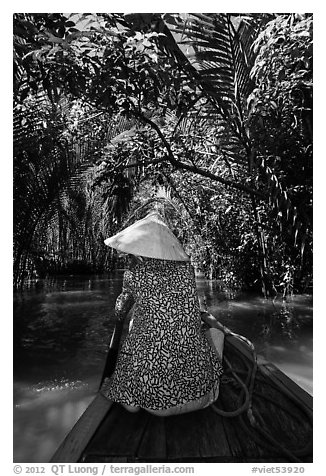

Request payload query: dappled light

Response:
[13,12,312,463]
[13,13,312,296]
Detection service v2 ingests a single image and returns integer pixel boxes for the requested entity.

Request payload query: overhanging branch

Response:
[133,111,265,199]
[172,158,265,198]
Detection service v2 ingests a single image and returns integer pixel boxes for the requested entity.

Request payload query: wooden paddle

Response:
[99,303,135,389]
[99,318,125,388]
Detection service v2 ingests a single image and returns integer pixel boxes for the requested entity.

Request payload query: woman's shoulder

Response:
[128,258,194,281]
[141,259,195,283]
[142,257,192,269]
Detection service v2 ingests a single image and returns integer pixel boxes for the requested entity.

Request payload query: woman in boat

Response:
[101,211,223,416]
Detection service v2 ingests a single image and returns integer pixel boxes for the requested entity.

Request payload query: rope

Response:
[237,412,303,463]
[250,393,313,459]
[208,324,312,462]
[211,355,253,417]
[210,328,258,418]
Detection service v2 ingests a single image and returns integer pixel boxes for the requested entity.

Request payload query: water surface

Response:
[13,273,312,462]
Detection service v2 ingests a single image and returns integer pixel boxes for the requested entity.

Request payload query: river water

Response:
[13,272,313,462]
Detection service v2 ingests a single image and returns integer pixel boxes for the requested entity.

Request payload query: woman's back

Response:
[129,258,200,329]
[104,258,223,411]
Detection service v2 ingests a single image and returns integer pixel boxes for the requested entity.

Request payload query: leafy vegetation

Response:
[13,13,312,296]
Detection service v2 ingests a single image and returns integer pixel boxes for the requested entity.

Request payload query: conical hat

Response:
[104,211,190,261]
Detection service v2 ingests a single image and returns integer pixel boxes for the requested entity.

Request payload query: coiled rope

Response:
[208,321,312,462]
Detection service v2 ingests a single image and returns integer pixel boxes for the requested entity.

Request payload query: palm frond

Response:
[257,156,308,251]
[13,89,143,286]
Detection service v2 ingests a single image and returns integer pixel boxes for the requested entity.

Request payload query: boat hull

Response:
[51,314,313,463]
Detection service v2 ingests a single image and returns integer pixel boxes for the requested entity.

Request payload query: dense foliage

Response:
[13,13,313,296]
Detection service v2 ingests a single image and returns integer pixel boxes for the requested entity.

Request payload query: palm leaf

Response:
[257,156,308,249]
[167,14,251,119]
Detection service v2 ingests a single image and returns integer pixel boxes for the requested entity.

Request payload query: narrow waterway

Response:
[13,273,312,462]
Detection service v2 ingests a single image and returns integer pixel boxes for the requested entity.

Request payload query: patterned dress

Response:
[103,258,223,410]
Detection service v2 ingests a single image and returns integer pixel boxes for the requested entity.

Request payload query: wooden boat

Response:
[51,312,313,463]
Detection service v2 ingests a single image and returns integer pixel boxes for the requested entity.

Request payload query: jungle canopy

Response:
[13,13,313,296]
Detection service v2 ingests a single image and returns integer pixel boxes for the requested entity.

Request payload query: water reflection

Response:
[197,277,313,395]
[14,382,94,463]
[13,274,312,462]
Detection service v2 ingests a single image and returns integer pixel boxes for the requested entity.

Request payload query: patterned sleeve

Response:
[122,270,134,294]
[115,270,135,321]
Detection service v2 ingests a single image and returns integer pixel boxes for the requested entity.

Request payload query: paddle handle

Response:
[99,319,125,388]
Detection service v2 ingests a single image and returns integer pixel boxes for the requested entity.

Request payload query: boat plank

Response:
[83,455,130,463]
[217,390,266,461]
[51,394,113,463]
[256,371,312,456]
[165,406,231,460]
[137,415,167,460]
[197,406,232,459]
[220,417,274,462]
[165,411,202,459]
[83,404,151,459]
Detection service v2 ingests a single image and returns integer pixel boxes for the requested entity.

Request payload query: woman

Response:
[101,211,223,416]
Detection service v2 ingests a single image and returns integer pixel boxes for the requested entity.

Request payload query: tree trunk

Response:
[250,196,276,298]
